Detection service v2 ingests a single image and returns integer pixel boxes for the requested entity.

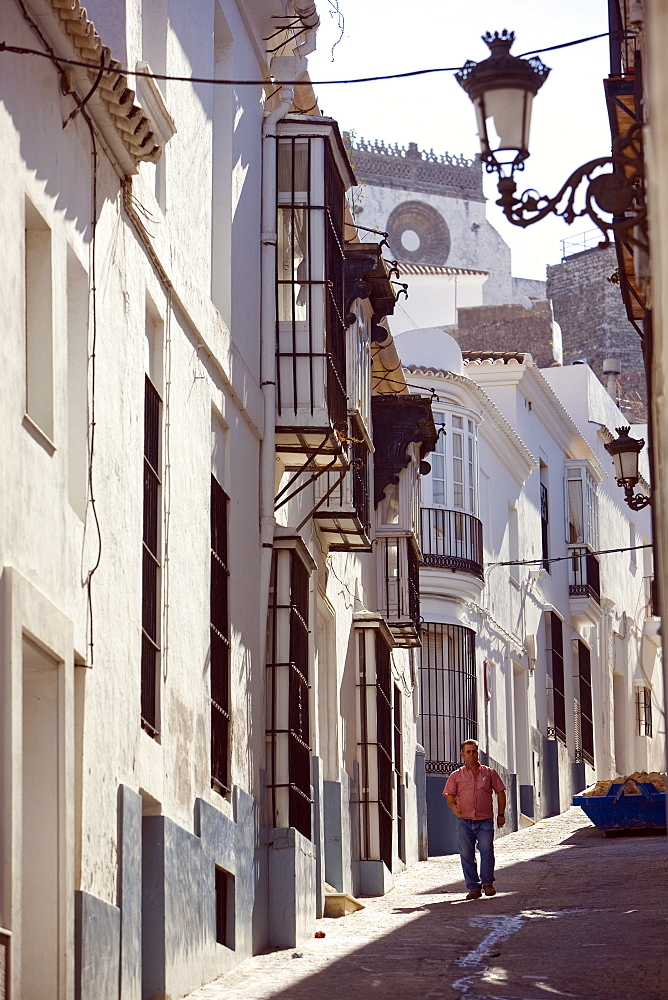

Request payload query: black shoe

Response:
[466,889,482,900]
[483,884,496,896]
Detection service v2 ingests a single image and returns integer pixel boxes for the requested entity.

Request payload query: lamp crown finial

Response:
[482,29,515,55]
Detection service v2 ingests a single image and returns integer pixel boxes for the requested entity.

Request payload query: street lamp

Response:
[456,31,646,249]
[604,426,651,510]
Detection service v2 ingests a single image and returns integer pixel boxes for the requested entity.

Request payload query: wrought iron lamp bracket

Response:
[493,123,647,251]
[620,481,651,511]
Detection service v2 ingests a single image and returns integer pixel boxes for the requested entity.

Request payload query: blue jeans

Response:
[457,818,495,890]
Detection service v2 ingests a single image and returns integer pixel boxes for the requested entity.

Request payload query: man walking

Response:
[444,739,506,899]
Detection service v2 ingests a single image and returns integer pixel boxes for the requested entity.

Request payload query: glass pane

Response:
[277,140,309,198]
[277,207,308,322]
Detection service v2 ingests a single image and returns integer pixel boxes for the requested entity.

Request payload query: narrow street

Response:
[187,808,667,1000]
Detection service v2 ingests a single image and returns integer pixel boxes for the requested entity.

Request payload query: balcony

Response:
[377,535,421,647]
[420,508,484,579]
[568,547,602,629]
[643,576,662,645]
[274,119,355,470]
[313,439,372,550]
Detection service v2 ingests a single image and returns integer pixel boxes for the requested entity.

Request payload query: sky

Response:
[307,0,612,281]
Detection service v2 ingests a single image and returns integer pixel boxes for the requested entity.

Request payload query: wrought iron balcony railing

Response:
[420,508,484,580]
[313,440,372,550]
[377,535,421,647]
[568,547,600,603]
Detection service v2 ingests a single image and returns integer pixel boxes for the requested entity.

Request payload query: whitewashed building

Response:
[394,329,663,854]
[0,2,436,998]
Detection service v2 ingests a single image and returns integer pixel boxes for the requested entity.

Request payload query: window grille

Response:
[575,639,594,764]
[141,375,161,736]
[636,687,653,737]
[377,536,421,646]
[266,549,312,840]
[275,134,347,445]
[540,481,550,571]
[546,612,566,745]
[358,628,393,870]
[211,476,231,794]
[419,623,477,774]
[394,685,405,863]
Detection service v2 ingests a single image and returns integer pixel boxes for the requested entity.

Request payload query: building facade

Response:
[0,2,436,998]
[394,328,663,855]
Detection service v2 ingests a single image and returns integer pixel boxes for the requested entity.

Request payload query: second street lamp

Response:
[456,30,647,250]
[604,426,651,511]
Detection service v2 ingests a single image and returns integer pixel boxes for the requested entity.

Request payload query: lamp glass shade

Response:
[475,87,533,166]
[614,446,639,483]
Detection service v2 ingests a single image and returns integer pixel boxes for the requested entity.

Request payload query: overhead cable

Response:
[0,31,611,88]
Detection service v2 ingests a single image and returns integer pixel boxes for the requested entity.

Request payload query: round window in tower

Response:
[386,201,451,264]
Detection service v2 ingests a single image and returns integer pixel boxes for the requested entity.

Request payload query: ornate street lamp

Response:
[456,31,646,249]
[604,426,651,510]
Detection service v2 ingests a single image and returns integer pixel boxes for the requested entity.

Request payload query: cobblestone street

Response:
[187,808,667,1000]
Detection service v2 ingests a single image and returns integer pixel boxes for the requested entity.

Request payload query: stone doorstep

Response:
[323,884,366,918]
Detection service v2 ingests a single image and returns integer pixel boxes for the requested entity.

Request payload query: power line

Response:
[0,31,611,89]
[488,543,652,569]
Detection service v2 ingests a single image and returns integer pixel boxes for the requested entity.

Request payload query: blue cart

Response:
[573,779,667,834]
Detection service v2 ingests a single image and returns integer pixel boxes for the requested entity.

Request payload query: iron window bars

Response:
[419,623,477,775]
[546,611,566,745]
[275,132,347,466]
[266,548,312,840]
[357,628,393,871]
[141,375,161,736]
[211,475,231,795]
[574,639,595,765]
[636,687,653,738]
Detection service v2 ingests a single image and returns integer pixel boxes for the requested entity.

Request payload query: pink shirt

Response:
[443,764,505,820]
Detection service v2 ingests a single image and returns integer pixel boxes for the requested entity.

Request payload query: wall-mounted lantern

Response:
[604,426,651,511]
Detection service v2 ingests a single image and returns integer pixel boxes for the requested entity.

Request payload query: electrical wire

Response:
[14,0,103,666]
[0,30,613,88]
[488,542,652,569]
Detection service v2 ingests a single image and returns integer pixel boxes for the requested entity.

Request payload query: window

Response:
[575,640,594,765]
[540,461,550,572]
[394,684,405,863]
[546,612,565,744]
[67,247,89,518]
[565,465,599,548]
[508,504,519,585]
[211,476,231,794]
[424,410,478,513]
[141,375,161,736]
[275,129,347,434]
[636,687,653,737]
[24,199,54,439]
[215,866,235,950]
[266,547,312,839]
[357,627,393,870]
[419,623,477,774]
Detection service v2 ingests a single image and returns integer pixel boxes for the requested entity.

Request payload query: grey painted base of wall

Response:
[77,784,259,1000]
[358,859,394,896]
[323,773,353,895]
[415,746,428,861]
[425,774,459,855]
[266,826,316,948]
[75,891,120,1000]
